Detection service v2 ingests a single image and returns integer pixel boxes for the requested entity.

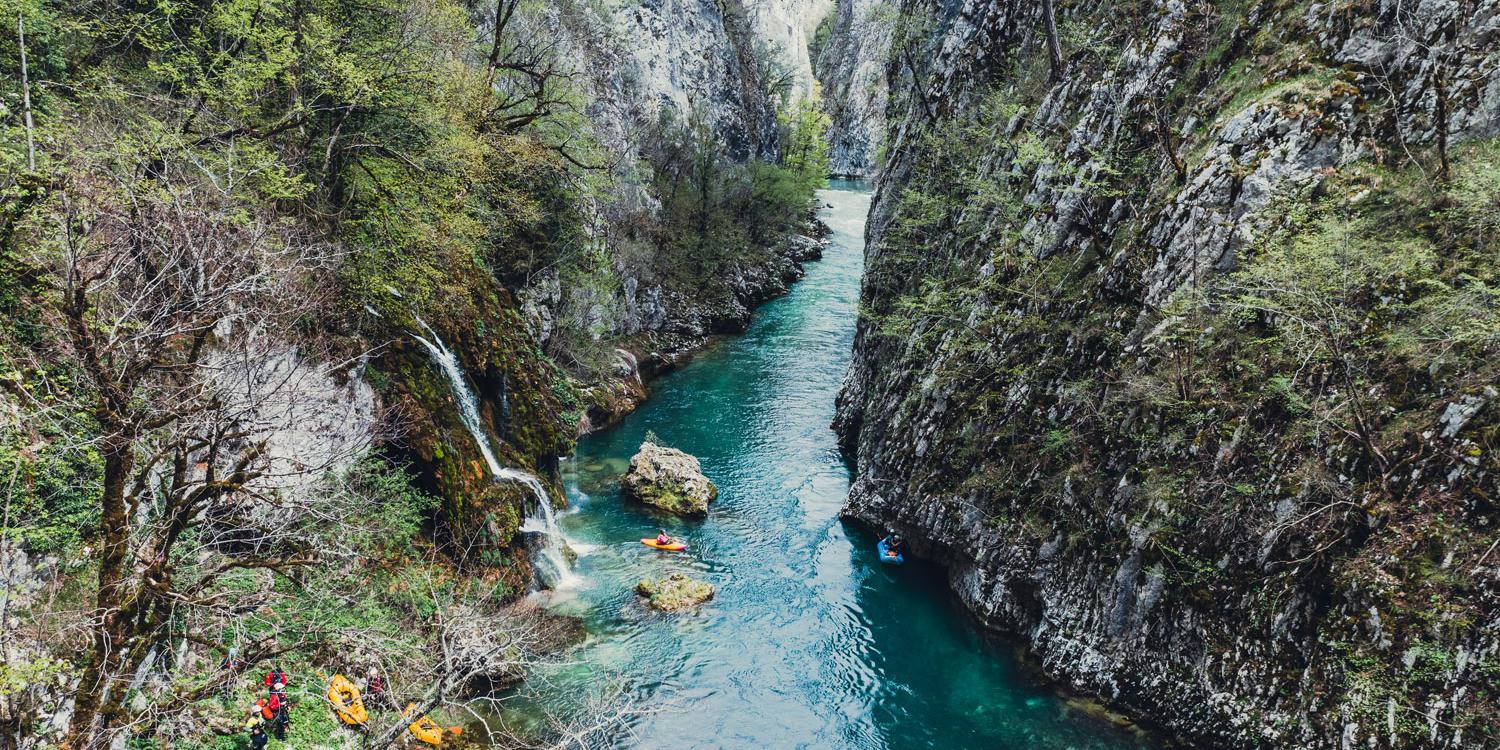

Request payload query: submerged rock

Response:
[621,442,717,516]
[635,573,715,612]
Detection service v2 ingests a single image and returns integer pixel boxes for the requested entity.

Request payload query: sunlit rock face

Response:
[748,0,835,101]
[815,0,891,177]
[832,1,1500,748]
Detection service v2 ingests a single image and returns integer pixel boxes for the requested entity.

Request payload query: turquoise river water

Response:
[516,181,1164,749]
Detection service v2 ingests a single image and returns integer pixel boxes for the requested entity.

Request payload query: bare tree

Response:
[344,572,641,750]
[477,0,603,170]
[4,124,380,748]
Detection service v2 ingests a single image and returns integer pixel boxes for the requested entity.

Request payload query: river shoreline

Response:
[575,219,832,436]
[507,183,1164,749]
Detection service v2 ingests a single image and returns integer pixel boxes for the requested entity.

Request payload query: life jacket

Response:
[267,693,289,717]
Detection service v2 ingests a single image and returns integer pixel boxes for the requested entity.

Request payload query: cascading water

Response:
[410,315,577,588]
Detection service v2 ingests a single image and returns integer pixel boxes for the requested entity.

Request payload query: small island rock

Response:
[635,573,715,612]
[621,441,717,516]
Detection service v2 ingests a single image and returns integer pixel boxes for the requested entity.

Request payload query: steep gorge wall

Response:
[834,1,1500,748]
[514,0,833,432]
[816,0,891,177]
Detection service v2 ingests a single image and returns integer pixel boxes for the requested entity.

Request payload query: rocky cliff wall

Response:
[751,0,836,101]
[834,1,1500,748]
[371,0,834,568]
[815,0,891,177]
[516,0,833,432]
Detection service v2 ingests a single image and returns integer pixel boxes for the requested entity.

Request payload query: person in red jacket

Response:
[266,688,291,740]
[263,665,288,690]
[365,667,388,709]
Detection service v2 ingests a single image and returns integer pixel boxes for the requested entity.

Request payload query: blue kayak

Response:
[877,538,905,565]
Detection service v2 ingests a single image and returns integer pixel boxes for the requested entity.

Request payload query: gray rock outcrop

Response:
[815,0,891,177]
[621,442,718,516]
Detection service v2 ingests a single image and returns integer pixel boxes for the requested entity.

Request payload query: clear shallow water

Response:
[522,181,1161,749]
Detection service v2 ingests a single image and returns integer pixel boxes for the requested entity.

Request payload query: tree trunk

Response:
[63,443,134,750]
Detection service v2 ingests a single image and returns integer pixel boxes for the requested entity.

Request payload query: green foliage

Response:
[644,98,826,289]
[0,654,71,698]
[0,425,100,555]
[331,457,439,556]
[774,96,834,208]
[269,683,342,750]
[807,10,835,64]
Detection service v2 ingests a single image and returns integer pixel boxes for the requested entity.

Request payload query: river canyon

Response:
[2,0,1495,749]
[508,183,1161,748]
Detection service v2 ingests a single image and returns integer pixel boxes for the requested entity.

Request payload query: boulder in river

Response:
[635,573,715,612]
[621,442,717,516]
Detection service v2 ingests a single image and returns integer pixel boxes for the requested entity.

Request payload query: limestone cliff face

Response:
[815,0,891,177]
[749,0,835,101]
[520,0,832,430]
[834,1,1500,748]
[564,0,778,161]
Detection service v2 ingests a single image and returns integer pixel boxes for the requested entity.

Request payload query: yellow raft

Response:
[403,704,463,746]
[325,673,368,726]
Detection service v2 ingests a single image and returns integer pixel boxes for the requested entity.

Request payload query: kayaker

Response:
[882,533,907,558]
[655,529,672,546]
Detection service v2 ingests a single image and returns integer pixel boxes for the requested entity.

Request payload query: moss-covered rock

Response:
[635,573,715,612]
[367,284,577,585]
[620,442,717,516]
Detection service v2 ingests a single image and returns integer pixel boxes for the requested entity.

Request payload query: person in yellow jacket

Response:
[243,707,268,750]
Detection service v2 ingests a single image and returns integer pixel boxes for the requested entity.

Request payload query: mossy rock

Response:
[362,279,576,581]
[635,573,715,612]
[620,442,717,516]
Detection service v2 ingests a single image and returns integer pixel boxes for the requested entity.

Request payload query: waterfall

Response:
[410,318,504,478]
[410,314,576,588]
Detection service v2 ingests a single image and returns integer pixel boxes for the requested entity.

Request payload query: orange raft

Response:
[403,704,463,746]
[325,673,368,726]
[641,538,688,552]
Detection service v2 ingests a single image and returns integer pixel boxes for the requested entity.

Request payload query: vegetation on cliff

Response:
[837,0,1498,747]
[0,0,828,745]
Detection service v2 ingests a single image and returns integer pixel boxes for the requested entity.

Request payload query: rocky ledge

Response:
[635,573,715,612]
[572,227,829,436]
[621,442,717,516]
